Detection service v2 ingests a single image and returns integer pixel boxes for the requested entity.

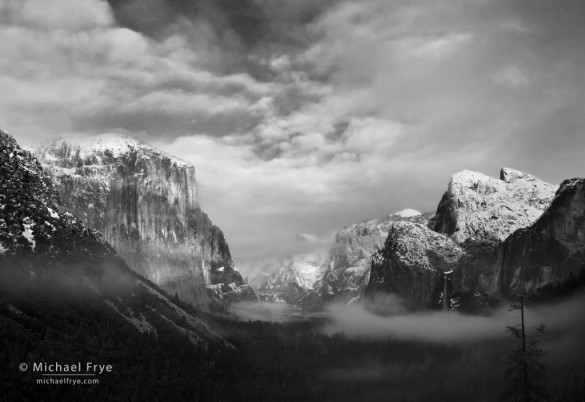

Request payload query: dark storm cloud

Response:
[105,0,341,76]
[107,0,267,46]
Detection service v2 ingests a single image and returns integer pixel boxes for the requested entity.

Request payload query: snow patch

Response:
[44,221,56,231]
[22,218,36,251]
[146,306,202,344]
[49,166,78,177]
[393,208,422,218]
[104,301,157,337]
[44,134,191,167]
[127,307,157,337]
[82,276,100,294]
[7,304,24,315]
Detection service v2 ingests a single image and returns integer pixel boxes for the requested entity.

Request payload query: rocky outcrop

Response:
[255,251,329,304]
[36,134,255,309]
[294,210,432,310]
[429,168,556,243]
[500,178,585,296]
[426,168,557,299]
[365,168,565,312]
[365,222,466,310]
[0,127,232,347]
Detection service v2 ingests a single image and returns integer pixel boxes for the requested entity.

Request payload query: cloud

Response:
[0,0,284,143]
[105,0,341,57]
[493,66,530,88]
[0,0,112,31]
[152,133,363,261]
[295,233,334,246]
[325,303,508,342]
[2,0,585,268]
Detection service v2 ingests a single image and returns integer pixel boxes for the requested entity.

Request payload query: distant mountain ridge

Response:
[253,210,432,310]
[255,250,330,304]
[37,134,256,310]
[256,167,585,313]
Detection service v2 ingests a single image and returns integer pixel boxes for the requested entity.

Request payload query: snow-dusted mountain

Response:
[428,168,558,299]
[36,134,256,310]
[252,210,431,311]
[296,209,432,310]
[0,128,231,347]
[430,168,557,243]
[366,168,585,312]
[255,250,330,304]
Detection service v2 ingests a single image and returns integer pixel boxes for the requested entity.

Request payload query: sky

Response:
[1,0,584,268]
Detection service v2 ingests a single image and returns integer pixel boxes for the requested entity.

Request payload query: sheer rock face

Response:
[36,134,255,309]
[294,211,432,310]
[500,178,585,296]
[429,168,557,243]
[365,222,466,310]
[425,168,557,299]
[255,250,330,304]
[0,128,232,348]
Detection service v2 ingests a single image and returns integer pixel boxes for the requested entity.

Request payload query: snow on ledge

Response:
[393,208,422,218]
[44,134,192,168]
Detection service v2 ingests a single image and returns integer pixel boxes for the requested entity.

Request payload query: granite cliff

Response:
[500,178,585,296]
[37,134,255,310]
[427,168,557,299]
[0,127,231,347]
[365,221,466,310]
[303,210,432,308]
[429,168,556,243]
[367,168,585,312]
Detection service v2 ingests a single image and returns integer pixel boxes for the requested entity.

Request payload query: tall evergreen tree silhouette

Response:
[501,295,547,402]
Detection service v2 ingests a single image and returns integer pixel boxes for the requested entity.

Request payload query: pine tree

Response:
[501,295,547,402]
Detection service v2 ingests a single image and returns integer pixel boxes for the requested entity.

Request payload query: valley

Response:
[1,127,584,401]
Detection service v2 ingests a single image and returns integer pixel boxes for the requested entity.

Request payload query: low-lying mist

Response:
[325,303,508,342]
[227,291,585,347]
[0,257,139,301]
[228,301,293,322]
[326,292,585,343]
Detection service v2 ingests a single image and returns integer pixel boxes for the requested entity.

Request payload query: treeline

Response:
[2,292,585,401]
